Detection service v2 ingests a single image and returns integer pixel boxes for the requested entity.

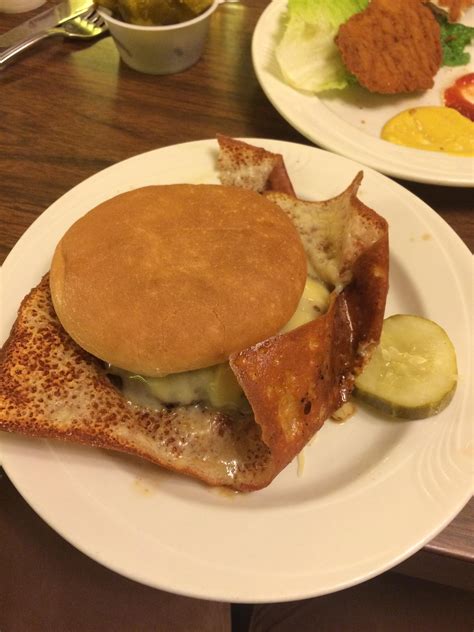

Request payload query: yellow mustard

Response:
[381,106,474,156]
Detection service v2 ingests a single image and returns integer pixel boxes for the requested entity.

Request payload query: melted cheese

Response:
[280,277,330,333]
[110,277,330,410]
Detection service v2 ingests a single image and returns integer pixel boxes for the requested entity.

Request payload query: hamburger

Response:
[0,137,389,491]
[49,184,308,381]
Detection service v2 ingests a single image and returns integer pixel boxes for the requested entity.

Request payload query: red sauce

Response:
[444,73,474,122]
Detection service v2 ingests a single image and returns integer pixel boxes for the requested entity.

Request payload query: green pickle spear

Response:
[96,0,213,25]
[354,315,458,420]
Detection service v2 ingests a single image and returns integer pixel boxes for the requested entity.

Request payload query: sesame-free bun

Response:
[50,184,307,376]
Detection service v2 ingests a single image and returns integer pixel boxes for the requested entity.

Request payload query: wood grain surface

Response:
[0,1,472,628]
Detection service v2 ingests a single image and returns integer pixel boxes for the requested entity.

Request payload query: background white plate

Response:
[252,0,474,187]
[1,139,472,603]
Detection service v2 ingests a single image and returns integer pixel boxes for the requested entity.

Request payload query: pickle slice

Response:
[96,0,212,25]
[354,315,458,419]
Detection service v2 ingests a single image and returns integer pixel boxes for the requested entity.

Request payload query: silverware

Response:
[0,0,94,48]
[0,9,108,68]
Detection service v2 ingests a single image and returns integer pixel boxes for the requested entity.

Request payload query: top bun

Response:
[50,184,307,376]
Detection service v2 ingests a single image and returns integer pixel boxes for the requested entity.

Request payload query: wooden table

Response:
[0,2,472,630]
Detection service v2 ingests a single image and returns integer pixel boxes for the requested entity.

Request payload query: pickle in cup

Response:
[96,0,213,25]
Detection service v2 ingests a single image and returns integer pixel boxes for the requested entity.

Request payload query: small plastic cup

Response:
[0,0,46,12]
[98,1,219,75]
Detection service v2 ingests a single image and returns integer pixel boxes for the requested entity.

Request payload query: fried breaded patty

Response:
[336,0,442,94]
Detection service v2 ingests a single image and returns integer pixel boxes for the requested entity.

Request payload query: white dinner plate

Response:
[252,0,474,187]
[0,139,472,603]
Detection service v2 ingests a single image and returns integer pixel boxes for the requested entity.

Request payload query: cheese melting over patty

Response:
[109,277,330,411]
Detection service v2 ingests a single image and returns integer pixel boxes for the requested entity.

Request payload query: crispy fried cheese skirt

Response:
[0,142,388,491]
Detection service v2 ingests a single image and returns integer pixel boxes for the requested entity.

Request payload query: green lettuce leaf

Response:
[275,0,369,93]
[437,13,474,67]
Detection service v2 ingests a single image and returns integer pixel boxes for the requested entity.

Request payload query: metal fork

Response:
[0,8,108,68]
